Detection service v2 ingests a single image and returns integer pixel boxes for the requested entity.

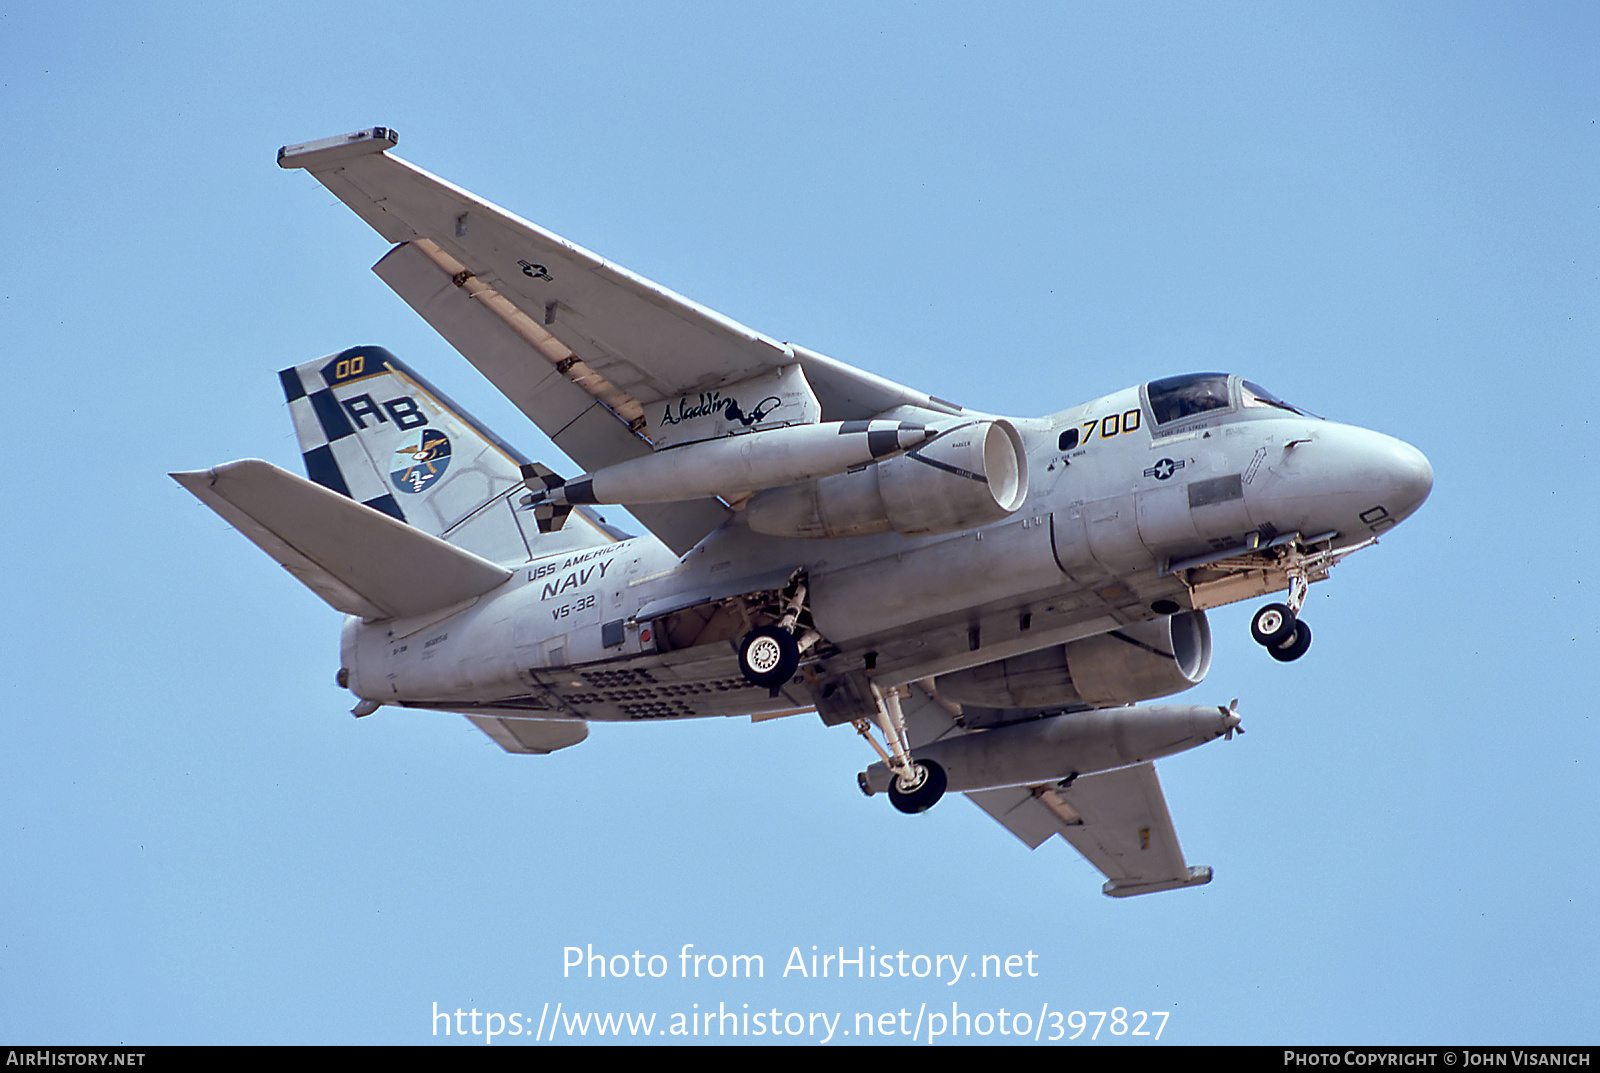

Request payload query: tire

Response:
[1268,619,1312,662]
[888,760,948,815]
[737,625,799,689]
[1251,603,1297,647]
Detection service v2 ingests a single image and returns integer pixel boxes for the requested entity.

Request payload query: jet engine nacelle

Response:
[743,419,1029,539]
[935,611,1212,709]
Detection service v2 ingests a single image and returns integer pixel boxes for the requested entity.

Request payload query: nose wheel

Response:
[1251,572,1312,662]
[1266,619,1312,662]
[1196,531,1364,664]
[1250,603,1297,646]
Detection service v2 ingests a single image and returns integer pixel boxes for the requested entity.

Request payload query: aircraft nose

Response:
[1258,424,1434,538]
[1380,437,1434,521]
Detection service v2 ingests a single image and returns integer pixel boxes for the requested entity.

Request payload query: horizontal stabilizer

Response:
[173,459,512,620]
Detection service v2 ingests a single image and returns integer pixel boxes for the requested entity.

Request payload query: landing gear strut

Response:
[855,682,949,814]
[735,572,817,693]
[1251,564,1312,661]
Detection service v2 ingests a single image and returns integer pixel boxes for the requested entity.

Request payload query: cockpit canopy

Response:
[1145,373,1317,428]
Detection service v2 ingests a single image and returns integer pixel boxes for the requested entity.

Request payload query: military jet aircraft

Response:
[174,128,1433,898]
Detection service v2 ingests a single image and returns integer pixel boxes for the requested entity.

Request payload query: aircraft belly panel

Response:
[391,642,809,722]
[852,558,1193,686]
[527,646,809,721]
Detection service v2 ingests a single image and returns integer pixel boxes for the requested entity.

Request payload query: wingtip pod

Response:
[277,127,397,170]
[1102,866,1213,898]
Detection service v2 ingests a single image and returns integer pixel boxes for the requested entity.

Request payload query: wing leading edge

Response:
[279,128,962,553]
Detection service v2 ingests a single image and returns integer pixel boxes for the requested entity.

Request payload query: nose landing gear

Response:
[1251,570,1312,661]
[1264,618,1311,662]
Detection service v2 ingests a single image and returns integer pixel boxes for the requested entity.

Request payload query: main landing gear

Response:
[887,757,947,815]
[852,683,948,815]
[1251,568,1312,662]
[737,625,799,690]
[731,568,948,815]
[735,572,818,694]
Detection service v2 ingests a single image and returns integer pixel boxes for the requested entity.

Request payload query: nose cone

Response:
[1335,426,1433,530]
[1383,438,1434,522]
[1327,426,1434,531]
[1254,423,1433,540]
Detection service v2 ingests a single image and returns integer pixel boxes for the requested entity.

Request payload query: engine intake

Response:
[744,419,1028,539]
[935,611,1212,709]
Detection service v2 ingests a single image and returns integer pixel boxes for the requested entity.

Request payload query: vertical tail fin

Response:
[281,347,612,562]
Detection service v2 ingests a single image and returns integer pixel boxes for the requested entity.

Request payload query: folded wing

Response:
[278,128,961,552]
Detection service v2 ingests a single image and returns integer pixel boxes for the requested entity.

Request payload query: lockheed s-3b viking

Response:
[175,129,1433,898]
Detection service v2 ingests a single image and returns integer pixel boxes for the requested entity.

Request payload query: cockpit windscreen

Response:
[1241,380,1315,417]
[1147,373,1231,425]
[1146,373,1319,426]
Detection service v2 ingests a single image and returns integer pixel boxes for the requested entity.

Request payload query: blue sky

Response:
[4,1,1595,1045]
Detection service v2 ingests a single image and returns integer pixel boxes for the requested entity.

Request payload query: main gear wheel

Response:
[737,625,800,689]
